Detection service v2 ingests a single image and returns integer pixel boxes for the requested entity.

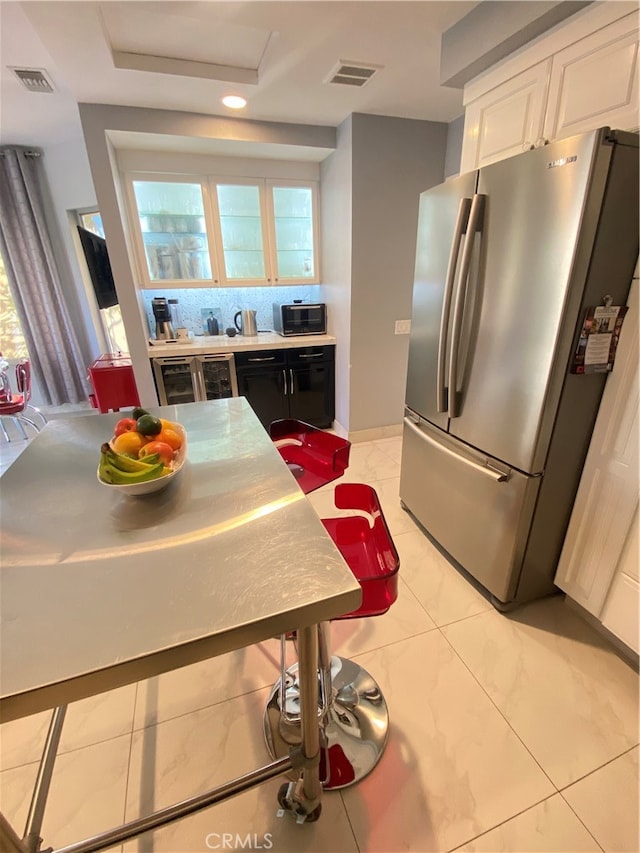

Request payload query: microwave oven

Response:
[273,302,326,336]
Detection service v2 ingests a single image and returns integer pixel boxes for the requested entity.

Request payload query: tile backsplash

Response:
[142,285,322,338]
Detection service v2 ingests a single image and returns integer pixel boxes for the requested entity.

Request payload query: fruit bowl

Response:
[97,424,187,496]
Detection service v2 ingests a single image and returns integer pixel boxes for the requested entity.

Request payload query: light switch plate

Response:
[395,319,411,335]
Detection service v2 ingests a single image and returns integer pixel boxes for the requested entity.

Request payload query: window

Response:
[74,209,129,354]
[0,251,28,359]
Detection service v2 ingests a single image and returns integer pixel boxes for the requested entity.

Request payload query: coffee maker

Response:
[152,297,176,340]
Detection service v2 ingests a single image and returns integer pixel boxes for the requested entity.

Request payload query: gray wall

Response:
[444,114,465,179]
[349,114,447,432]
[320,117,353,432]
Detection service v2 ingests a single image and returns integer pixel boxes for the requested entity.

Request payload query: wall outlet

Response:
[395,319,411,335]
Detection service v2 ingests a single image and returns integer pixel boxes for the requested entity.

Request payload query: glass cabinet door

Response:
[269,183,317,282]
[215,183,267,282]
[131,180,214,284]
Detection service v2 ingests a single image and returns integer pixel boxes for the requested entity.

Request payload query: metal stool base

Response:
[263,655,388,790]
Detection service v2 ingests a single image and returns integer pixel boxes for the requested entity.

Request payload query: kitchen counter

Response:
[0,398,361,841]
[148,332,336,358]
[0,398,359,722]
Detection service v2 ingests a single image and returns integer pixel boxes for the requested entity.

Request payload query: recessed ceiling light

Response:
[222,95,247,109]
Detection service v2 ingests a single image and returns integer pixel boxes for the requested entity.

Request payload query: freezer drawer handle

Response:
[448,193,485,419]
[437,196,472,413]
[403,417,508,483]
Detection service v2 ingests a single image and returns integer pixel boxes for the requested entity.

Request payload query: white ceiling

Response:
[0,1,478,148]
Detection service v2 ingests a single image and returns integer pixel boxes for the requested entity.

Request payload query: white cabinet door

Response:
[211,179,271,286]
[460,60,551,173]
[127,175,220,288]
[267,180,320,284]
[555,277,639,620]
[601,513,639,654]
[544,13,640,140]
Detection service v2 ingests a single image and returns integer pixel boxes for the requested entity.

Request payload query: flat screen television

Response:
[77,226,118,309]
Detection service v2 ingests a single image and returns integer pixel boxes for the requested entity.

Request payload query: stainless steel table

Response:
[0,399,361,852]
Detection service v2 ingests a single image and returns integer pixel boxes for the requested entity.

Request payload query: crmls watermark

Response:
[204,833,274,850]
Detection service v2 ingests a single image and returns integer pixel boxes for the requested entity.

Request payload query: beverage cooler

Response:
[151,354,238,405]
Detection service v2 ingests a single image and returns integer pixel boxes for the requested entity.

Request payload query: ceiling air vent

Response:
[325,61,381,88]
[10,68,55,93]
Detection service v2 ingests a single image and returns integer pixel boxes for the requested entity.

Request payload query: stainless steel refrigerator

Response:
[399,127,638,609]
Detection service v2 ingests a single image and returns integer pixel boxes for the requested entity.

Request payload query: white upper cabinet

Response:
[212,179,270,284]
[460,60,551,173]
[267,180,319,284]
[128,176,219,287]
[460,8,639,174]
[126,174,320,288]
[544,14,640,140]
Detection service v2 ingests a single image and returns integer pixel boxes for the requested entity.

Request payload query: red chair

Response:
[0,359,47,441]
[264,483,400,790]
[269,418,351,494]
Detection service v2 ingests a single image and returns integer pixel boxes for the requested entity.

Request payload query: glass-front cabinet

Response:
[127,174,319,288]
[213,181,269,283]
[129,178,218,285]
[268,181,317,282]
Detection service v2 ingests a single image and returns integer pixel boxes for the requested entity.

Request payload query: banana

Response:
[100,444,161,473]
[99,459,165,485]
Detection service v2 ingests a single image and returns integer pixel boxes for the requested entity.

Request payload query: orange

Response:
[160,418,179,432]
[155,427,183,451]
[112,430,147,457]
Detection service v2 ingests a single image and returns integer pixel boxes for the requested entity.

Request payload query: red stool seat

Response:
[269,419,351,495]
[0,395,25,416]
[321,483,399,618]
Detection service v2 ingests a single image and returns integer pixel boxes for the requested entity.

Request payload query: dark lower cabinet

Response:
[235,345,335,429]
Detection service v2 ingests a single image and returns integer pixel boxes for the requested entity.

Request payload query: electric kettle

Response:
[234,310,258,336]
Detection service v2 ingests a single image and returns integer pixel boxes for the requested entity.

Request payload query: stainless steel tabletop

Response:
[0,399,361,723]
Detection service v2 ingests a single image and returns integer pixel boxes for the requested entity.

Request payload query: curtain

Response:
[0,146,88,404]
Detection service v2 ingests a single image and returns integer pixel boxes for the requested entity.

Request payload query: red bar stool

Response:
[0,359,47,441]
[264,483,400,791]
[269,418,351,494]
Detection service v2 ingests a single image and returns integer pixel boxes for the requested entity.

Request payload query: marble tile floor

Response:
[1,434,638,853]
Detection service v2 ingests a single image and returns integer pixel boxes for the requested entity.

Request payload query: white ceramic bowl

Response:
[97,424,187,496]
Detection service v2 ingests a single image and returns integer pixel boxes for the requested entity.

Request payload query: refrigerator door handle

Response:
[437,197,472,413]
[403,417,508,482]
[448,193,485,418]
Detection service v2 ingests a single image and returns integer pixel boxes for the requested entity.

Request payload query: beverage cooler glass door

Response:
[152,357,198,406]
[197,354,238,400]
[132,180,213,284]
